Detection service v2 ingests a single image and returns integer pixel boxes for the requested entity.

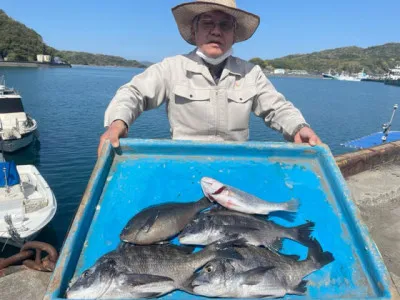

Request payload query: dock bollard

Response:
[20,241,58,272]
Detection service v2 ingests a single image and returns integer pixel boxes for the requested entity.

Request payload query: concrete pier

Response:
[0,61,72,68]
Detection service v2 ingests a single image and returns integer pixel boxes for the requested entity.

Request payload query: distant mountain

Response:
[0,10,146,68]
[140,61,154,67]
[250,43,400,74]
[59,51,146,68]
[2,9,398,73]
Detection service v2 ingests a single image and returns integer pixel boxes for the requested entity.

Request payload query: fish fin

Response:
[136,292,166,298]
[219,236,249,248]
[218,247,244,261]
[291,280,308,295]
[283,198,300,212]
[206,240,244,260]
[122,273,174,286]
[292,221,315,244]
[306,237,335,268]
[240,266,275,285]
[141,212,160,233]
[269,239,283,252]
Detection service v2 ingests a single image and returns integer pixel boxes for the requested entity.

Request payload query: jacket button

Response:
[240,97,243,100]
[190,94,193,98]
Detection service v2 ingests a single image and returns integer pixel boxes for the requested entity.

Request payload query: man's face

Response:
[193,11,235,58]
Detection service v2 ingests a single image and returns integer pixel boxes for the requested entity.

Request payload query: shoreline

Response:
[266,73,323,79]
[0,61,71,68]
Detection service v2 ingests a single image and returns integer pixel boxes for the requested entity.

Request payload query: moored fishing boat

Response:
[322,69,365,81]
[0,76,38,152]
[0,155,57,247]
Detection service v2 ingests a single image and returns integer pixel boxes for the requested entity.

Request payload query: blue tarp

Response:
[342,131,400,149]
[0,161,20,187]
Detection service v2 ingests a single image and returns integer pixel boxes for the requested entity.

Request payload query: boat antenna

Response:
[382,104,398,142]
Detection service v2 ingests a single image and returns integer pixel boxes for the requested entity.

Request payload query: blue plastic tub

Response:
[45,139,395,299]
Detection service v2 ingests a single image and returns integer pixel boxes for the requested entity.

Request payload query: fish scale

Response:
[179,209,315,250]
[66,242,237,299]
[192,240,334,298]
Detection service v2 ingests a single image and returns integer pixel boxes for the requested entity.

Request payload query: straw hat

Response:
[172,0,260,45]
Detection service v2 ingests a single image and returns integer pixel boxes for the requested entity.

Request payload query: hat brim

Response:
[172,2,260,45]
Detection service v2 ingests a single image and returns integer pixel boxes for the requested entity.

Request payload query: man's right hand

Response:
[98,120,128,157]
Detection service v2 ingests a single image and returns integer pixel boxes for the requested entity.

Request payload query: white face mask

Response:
[196,48,233,65]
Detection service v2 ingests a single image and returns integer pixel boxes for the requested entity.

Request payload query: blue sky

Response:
[1,0,399,63]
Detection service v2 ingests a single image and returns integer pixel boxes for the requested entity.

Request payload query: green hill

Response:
[0,9,56,61]
[58,51,146,67]
[250,43,400,74]
[0,10,146,68]
[2,9,398,73]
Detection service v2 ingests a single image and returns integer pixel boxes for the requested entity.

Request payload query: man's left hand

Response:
[294,127,322,146]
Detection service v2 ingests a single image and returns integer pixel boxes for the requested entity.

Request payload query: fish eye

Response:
[82,270,90,278]
[205,265,213,273]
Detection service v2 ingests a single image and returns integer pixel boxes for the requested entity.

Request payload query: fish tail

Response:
[306,237,334,269]
[291,221,315,244]
[282,198,300,212]
[290,280,308,295]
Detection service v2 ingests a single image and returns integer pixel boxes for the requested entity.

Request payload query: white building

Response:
[37,54,51,63]
[274,68,286,75]
[288,70,309,75]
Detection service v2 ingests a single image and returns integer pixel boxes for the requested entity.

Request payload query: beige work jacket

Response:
[104,50,307,141]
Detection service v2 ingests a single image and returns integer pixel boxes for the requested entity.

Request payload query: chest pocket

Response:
[174,85,210,104]
[226,86,257,131]
[172,85,211,130]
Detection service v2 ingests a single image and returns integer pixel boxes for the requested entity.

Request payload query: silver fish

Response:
[178,209,314,251]
[192,238,334,298]
[200,177,299,214]
[66,242,237,299]
[120,196,211,244]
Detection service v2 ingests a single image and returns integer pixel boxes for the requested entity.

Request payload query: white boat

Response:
[386,65,400,80]
[335,71,361,82]
[384,65,400,86]
[322,69,337,79]
[0,158,57,247]
[322,69,364,81]
[0,76,38,152]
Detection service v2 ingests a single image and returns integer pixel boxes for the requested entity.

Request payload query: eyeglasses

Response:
[197,18,236,32]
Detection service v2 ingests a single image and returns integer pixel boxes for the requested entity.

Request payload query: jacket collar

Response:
[184,50,244,82]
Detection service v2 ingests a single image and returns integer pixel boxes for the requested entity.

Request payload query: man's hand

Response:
[98,120,128,157]
[294,126,322,146]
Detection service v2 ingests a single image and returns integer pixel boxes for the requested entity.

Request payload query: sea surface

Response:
[1,65,399,252]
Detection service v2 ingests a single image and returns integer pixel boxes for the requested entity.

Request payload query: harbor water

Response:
[0,66,400,252]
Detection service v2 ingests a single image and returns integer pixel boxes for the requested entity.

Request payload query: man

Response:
[98,0,321,156]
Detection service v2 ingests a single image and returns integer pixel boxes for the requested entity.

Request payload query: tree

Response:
[249,57,267,69]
